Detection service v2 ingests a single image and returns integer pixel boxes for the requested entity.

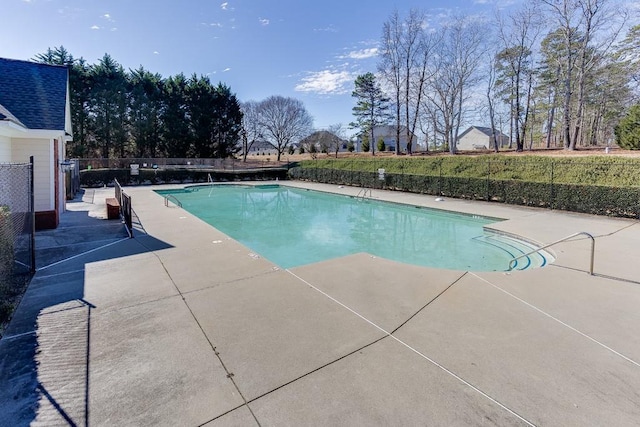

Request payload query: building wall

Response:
[356,127,417,152]
[458,129,490,150]
[11,137,54,212]
[0,135,11,162]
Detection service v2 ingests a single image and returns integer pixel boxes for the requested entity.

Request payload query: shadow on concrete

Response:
[0,190,173,426]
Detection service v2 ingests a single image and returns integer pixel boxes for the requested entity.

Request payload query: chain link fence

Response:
[0,159,35,282]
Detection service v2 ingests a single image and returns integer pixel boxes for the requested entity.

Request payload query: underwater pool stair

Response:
[473,234,550,271]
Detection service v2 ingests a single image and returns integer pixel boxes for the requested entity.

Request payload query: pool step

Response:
[473,233,551,271]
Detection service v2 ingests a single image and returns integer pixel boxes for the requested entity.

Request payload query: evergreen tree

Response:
[211,83,242,158]
[351,72,391,156]
[161,74,191,157]
[129,67,163,157]
[615,105,640,150]
[91,54,129,158]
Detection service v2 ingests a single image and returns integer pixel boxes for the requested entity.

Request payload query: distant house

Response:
[299,130,349,153]
[243,139,278,156]
[457,126,509,151]
[355,125,417,153]
[0,58,73,229]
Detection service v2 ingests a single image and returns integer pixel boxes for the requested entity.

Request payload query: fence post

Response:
[30,156,36,273]
[486,158,491,201]
[550,160,555,209]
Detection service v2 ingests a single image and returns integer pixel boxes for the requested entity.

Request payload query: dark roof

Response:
[0,102,26,127]
[300,130,347,145]
[0,57,68,130]
[460,126,508,139]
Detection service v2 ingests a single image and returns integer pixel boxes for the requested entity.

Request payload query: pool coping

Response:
[1,181,639,426]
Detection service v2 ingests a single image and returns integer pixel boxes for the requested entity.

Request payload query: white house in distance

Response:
[356,125,418,153]
[299,130,349,153]
[0,57,73,229]
[457,126,509,151]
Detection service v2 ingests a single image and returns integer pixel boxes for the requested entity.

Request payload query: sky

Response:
[1,0,524,132]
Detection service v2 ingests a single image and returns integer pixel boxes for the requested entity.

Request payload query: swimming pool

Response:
[156,184,550,271]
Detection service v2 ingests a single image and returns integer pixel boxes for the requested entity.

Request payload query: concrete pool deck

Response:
[1,181,639,426]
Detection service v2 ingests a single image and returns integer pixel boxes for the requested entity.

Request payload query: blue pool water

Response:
[156,184,549,271]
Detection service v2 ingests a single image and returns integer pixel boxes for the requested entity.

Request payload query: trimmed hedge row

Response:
[288,167,640,218]
[80,168,289,187]
[300,156,640,187]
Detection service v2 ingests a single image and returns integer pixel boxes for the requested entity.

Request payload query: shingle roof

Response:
[461,126,508,139]
[0,101,27,127]
[0,57,68,130]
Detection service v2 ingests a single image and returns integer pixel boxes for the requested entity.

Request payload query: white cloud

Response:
[295,70,354,95]
[220,2,228,10]
[339,48,378,60]
[223,67,231,72]
[314,25,338,33]
[153,51,160,55]
[259,17,269,26]
[90,25,100,30]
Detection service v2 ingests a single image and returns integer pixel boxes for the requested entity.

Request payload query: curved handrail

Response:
[164,194,183,208]
[508,231,595,275]
[356,188,372,200]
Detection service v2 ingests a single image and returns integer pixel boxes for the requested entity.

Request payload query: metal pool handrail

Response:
[356,188,372,200]
[164,194,183,208]
[508,231,595,275]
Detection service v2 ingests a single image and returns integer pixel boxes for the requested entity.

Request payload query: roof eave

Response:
[0,119,28,136]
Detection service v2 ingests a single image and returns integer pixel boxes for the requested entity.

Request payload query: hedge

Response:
[298,155,640,187]
[288,166,640,218]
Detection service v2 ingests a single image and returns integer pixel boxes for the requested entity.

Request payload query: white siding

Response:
[0,135,11,162]
[11,138,53,211]
[458,129,489,150]
[57,138,66,213]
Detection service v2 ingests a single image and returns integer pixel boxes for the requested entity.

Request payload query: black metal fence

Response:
[0,158,35,281]
[114,179,133,237]
[79,157,291,171]
[289,158,640,218]
[65,158,81,199]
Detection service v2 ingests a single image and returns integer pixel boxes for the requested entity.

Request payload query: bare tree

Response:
[379,9,437,155]
[240,101,260,161]
[256,96,314,161]
[426,15,488,153]
[487,56,500,152]
[573,0,627,146]
[494,4,542,151]
[327,123,347,158]
[538,0,580,149]
[379,10,403,154]
[538,0,627,148]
